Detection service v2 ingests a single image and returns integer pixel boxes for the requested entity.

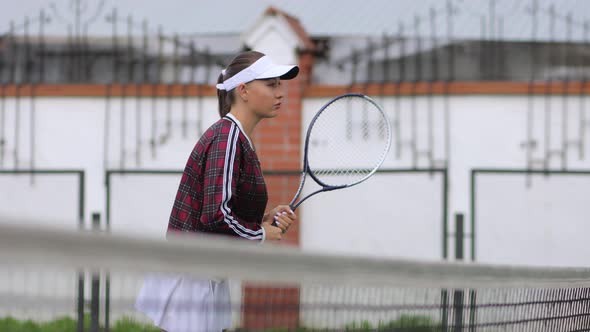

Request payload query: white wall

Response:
[301,95,590,265]
[475,172,590,267]
[0,96,221,229]
[109,173,181,237]
[0,173,79,223]
[300,172,445,260]
[1,94,589,266]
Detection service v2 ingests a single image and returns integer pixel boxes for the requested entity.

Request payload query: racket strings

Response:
[307,95,391,187]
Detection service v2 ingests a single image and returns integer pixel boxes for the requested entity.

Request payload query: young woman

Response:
[136,51,299,332]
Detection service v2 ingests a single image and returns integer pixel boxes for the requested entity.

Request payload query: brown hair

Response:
[217,51,265,118]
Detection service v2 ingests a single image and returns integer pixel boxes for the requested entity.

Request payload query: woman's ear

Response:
[236,83,248,102]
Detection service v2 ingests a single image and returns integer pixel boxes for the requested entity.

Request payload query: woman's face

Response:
[244,77,284,119]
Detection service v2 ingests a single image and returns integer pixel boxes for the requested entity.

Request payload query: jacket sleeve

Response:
[167,150,201,233]
[199,126,265,241]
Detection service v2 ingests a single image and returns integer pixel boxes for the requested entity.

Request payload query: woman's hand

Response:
[261,221,283,242]
[263,205,297,235]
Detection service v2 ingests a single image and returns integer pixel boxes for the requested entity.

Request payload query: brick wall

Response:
[243,52,313,329]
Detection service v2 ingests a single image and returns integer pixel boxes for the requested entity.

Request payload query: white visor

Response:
[216,56,299,91]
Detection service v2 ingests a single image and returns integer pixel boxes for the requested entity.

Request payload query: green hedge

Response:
[255,315,441,331]
[1,314,440,332]
[0,316,160,332]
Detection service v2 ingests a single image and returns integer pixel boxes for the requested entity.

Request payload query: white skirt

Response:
[135,275,231,332]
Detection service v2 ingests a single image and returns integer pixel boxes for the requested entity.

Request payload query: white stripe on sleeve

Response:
[220,123,263,240]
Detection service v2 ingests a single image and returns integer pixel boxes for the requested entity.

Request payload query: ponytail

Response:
[217,72,232,118]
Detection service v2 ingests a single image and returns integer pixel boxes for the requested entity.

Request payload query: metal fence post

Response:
[453,213,465,332]
[90,212,101,332]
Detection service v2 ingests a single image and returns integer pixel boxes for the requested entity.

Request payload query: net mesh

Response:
[1,220,590,332]
[306,95,391,187]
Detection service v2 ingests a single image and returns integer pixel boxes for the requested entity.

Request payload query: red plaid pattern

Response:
[168,117,267,241]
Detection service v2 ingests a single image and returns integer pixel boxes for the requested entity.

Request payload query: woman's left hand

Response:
[263,205,297,233]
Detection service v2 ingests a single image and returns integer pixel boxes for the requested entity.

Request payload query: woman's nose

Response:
[276,85,285,99]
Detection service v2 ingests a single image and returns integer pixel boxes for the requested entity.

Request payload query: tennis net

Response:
[0,220,589,332]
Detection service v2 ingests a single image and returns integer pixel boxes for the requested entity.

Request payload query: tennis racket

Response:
[275,93,391,220]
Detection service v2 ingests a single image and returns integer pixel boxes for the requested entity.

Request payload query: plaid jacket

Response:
[167,116,267,241]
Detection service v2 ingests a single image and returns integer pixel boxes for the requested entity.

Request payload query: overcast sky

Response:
[1,0,589,41]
